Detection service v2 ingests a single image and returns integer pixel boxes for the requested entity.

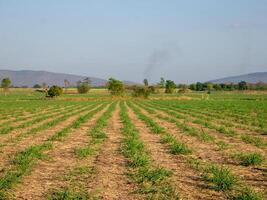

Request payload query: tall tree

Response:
[238,81,248,90]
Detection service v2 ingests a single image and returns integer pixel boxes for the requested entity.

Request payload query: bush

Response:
[107,78,124,96]
[33,84,41,88]
[132,86,151,98]
[165,80,176,93]
[47,85,63,97]
[77,82,90,94]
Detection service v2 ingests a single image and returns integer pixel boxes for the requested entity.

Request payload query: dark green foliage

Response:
[47,85,63,97]
[77,80,90,94]
[165,80,176,93]
[107,78,124,96]
[157,77,166,88]
[132,85,151,98]
[33,84,42,88]
[1,78,11,93]
[238,81,248,90]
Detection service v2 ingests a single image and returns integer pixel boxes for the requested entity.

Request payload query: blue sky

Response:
[0,0,267,83]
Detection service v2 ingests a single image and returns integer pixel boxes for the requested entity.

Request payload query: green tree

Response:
[189,83,197,91]
[157,77,165,88]
[207,83,213,91]
[77,79,90,94]
[196,82,204,91]
[47,85,63,97]
[213,84,222,91]
[33,84,42,88]
[1,78,11,95]
[238,81,248,90]
[132,85,151,98]
[165,80,176,93]
[107,78,125,96]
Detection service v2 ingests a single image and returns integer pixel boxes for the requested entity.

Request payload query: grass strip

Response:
[0,103,108,199]
[120,101,179,199]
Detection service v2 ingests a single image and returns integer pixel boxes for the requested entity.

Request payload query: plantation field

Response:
[0,90,266,199]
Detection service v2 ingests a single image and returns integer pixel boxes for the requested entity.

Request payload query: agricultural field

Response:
[0,90,266,199]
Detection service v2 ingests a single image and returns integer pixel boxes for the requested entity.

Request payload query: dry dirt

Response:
[127,104,225,200]
[12,105,109,199]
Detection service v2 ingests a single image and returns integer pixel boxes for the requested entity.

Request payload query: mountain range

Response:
[0,70,267,87]
[209,72,267,84]
[0,70,136,87]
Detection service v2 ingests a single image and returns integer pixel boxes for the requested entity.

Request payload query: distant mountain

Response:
[0,70,138,87]
[209,72,267,84]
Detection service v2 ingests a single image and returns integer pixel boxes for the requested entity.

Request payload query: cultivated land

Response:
[0,89,266,199]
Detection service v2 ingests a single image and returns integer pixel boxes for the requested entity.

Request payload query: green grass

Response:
[232,187,264,200]
[234,152,265,166]
[161,134,191,154]
[128,101,192,156]
[0,103,106,198]
[120,101,179,199]
[75,102,116,158]
[46,188,89,200]
[241,135,267,147]
[204,165,237,191]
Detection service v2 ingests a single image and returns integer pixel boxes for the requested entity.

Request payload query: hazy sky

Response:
[0,0,267,83]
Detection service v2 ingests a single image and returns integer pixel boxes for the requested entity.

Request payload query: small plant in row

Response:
[0,103,108,198]
[120,102,179,199]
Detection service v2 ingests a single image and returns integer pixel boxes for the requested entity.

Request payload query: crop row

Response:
[128,101,264,199]
[0,102,108,199]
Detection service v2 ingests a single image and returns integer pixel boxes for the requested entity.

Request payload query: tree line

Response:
[187,81,267,91]
[1,76,267,98]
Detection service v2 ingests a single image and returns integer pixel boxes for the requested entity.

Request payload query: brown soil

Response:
[135,104,267,193]
[0,105,79,144]
[12,105,109,200]
[170,107,267,142]
[87,105,143,200]
[126,105,225,200]
[0,105,95,176]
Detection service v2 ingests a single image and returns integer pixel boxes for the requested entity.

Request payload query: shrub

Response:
[77,82,90,94]
[132,86,151,98]
[1,77,11,94]
[165,80,176,93]
[47,85,63,97]
[107,78,125,96]
[33,84,41,88]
